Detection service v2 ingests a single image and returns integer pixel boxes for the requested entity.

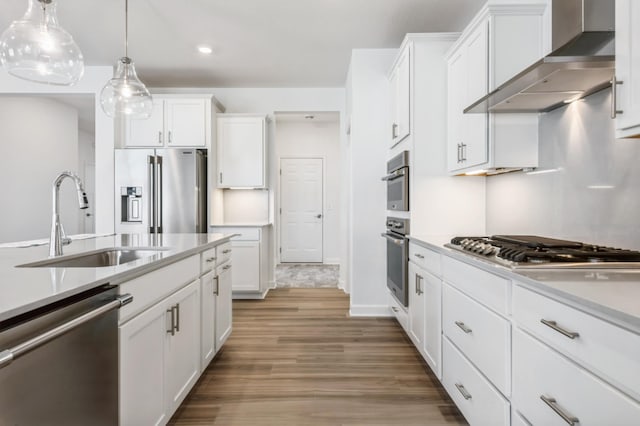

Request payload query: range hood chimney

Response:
[466,0,615,114]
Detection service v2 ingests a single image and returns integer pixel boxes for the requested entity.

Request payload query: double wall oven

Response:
[382,217,410,307]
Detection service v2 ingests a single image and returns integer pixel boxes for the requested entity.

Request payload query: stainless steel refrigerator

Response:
[115,149,207,234]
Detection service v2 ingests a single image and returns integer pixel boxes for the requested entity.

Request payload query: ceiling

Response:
[0,0,485,88]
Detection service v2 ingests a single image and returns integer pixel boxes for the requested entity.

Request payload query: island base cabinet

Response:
[119,280,201,426]
[442,338,510,426]
[200,271,216,368]
[216,262,233,349]
[513,329,640,426]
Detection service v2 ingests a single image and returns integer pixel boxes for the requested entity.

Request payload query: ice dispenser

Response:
[121,186,143,223]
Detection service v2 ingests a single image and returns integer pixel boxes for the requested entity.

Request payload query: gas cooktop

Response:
[445,235,640,269]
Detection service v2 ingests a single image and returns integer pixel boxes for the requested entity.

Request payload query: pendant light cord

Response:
[124,0,129,58]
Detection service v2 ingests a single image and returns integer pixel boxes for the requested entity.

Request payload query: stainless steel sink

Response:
[17,247,169,268]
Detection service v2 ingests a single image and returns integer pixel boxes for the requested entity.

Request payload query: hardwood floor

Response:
[169,288,467,425]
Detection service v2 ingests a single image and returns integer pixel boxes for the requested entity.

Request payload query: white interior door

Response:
[280,158,323,263]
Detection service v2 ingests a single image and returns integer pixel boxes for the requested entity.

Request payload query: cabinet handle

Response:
[610,76,624,119]
[540,395,579,425]
[166,307,175,336]
[455,383,472,400]
[457,143,461,163]
[223,264,231,270]
[461,143,467,161]
[223,249,232,254]
[540,319,579,339]
[416,274,423,295]
[214,276,219,295]
[391,307,399,313]
[415,253,425,259]
[175,303,180,333]
[392,123,398,139]
[168,130,173,144]
[206,257,216,263]
[455,321,472,334]
[158,131,162,144]
[219,172,223,184]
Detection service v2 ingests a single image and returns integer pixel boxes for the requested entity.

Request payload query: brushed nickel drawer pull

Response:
[223,264,231,270]
[455,383,472,400]
[540,395,579,425]
[222,249,232,254]
[205,257,216,263]
[455,321,472,334]
[415,253,425,259]
[540,319,579,339]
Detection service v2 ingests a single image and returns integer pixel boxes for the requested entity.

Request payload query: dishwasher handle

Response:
[0,294,133,369]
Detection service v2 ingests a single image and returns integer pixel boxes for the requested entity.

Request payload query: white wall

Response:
[348,49,398,316]
[487,89,640,249]
[0,97,79,242]
[221,190,270,224]
[0,67,115,235]
[275,115,341,263]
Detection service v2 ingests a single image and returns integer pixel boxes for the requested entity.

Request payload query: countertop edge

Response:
[0,234,236,323]
[408,235,640,334]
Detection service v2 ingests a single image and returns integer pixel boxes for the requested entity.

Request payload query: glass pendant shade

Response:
[100,57,153,119]
[0,0,84,85]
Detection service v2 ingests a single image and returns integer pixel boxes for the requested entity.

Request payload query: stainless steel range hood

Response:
[465,0,615,114]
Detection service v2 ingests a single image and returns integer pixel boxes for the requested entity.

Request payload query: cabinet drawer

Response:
[443,283,511,396]
[200,247,217,274]
[442,255,510,315]
[442,338,510,426]
[119,255,200,324]
[389,292,409,334]
[211,227,261,241]
[217,242,232,266]
[513,284,640,400]
[409,242,441,276]
[513,329,640,426]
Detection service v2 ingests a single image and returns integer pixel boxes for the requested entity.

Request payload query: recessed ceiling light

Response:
[197,46,213,54]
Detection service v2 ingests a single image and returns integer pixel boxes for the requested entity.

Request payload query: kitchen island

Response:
[0,233,236,425]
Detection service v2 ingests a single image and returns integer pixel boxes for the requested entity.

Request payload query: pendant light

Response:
[0,0,84,85]
[100,0,152,119]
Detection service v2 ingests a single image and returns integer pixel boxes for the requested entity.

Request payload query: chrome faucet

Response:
[49,171,89,257]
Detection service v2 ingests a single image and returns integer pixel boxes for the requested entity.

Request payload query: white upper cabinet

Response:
[446,3,545,174]
[121,95,212,148]
[217,114,267,188]
[389,44,411,147]
[614,0,640,138]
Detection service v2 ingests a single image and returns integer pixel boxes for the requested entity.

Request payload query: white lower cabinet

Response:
[408,262,425,353]
[216,261,233,349]
[119,279,200,426]
[231,242,260,291]
[200,270,216,368]
[512,329,640,426]
[442,337,510,426]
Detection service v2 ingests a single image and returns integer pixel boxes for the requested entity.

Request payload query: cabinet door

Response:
[166,99,208,147]
[119,299,168,426]
[165,280,201,413]
[447,49,466,172]
[217,116,265,188]
[463,21,489,168]
[389,66,399,147]
[125,99,165,147]
[422,270,442,379]
[615,0,640,136]
[216,263,233,349]
[230,241,260,292]
[392,45,411,145]
[200,272,216,368]
[408,262,425,354]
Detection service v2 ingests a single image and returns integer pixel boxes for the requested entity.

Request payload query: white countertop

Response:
[0,233,234,323]
[409,234,640,333]
[210,223,272,227]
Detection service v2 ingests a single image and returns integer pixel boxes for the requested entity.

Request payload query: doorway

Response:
[280,158,323,263]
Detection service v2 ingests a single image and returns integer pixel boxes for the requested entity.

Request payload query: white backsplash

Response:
[220,189,270,224]
[486,89,640,250]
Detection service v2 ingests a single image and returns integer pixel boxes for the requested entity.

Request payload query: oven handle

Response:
[381,233,405,246]
[0,294,133,370]
[381,168,407,182]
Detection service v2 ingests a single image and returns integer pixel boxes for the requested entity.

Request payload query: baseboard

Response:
[338,279,349,294]
[268,280,276,289]
[349,304,393,317]
[232,288,270,300]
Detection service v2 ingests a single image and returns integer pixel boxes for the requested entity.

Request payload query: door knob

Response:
[316,214,322,219]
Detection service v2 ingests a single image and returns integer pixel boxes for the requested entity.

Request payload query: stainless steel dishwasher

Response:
[0,285,132,425]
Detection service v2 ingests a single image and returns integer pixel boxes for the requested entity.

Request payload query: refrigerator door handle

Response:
[148,155,156,233]
[156,155,163,233]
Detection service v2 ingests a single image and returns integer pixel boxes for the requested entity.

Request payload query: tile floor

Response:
[275,263,339,288]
